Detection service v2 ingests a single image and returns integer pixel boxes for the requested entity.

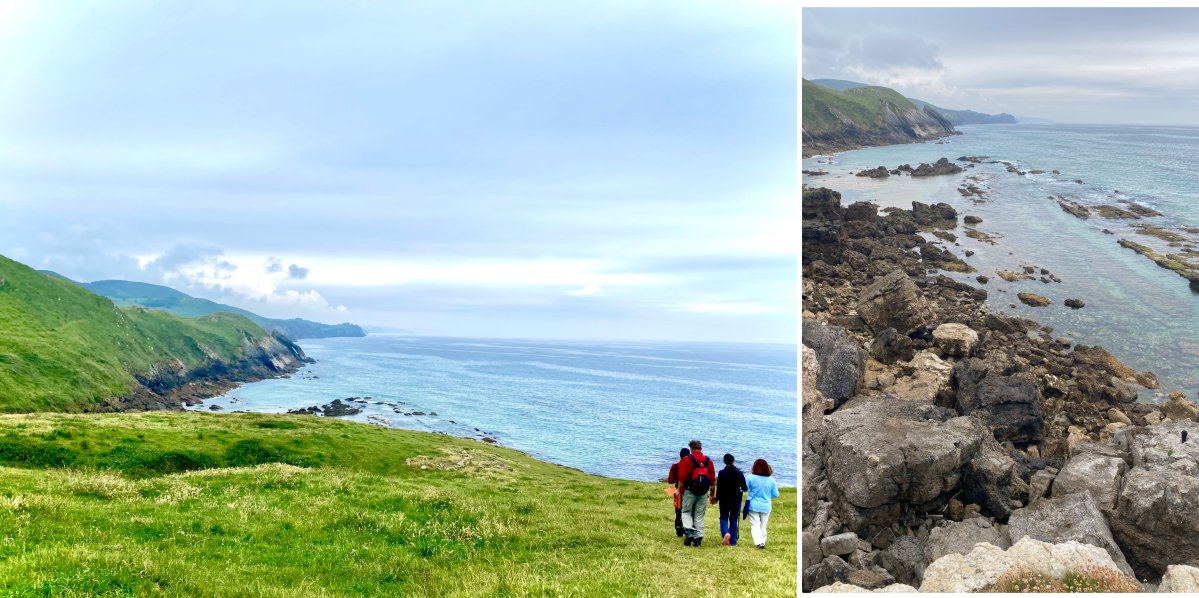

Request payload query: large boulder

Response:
[820,398,987,537]
[1051,451,1126,510]
[1159,564,1199,592]
[1007,492,1134,578]
[952,357,1044,443]
[802,319,865,407]
[802,345,833,436]
[919,538,1134,593]
[857,270,937,336]
[1106,423,1199,580]
[911,200,958,225]
[925,517,1011,563]
[932,323,978,358]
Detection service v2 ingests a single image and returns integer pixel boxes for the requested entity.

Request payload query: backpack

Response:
[687,454,713,495]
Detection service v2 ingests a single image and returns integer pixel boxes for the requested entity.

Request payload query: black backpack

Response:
[687,454,713,495]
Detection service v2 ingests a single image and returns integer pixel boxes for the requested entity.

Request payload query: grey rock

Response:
[803,530,823,569]
[1109,463,1199,580]
[961,445,1030,522]
[822,532,861,557]
[1052,451,1127,510]
[857,270,937,336]
[877,535,926,587]
[803,555,850,593]
[869,327,915,365]
[1158,564,1199,592]
[1007,492,1134,578]
[803,319,865,407]
[1028,469,1055,501]
[924,517,1010,563]
[821,397,986,537]
[952,357,1044,443]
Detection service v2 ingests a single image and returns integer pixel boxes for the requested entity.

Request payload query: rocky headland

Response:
[803,80,958,157]
[801,186,1199,592]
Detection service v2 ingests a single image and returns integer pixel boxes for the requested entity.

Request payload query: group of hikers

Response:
[665,439,779,548]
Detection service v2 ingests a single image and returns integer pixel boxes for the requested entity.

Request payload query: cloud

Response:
[569,284,602,296]
[264,257,282,273]
[287,264,309,280]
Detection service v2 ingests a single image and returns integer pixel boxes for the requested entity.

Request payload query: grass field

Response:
[0,254,281,411]
[0,412,797,597]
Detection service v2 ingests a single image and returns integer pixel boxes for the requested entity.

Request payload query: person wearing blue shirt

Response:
[745,458,780,549]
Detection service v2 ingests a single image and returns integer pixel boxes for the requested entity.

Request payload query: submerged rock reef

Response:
[802,186,1199,592]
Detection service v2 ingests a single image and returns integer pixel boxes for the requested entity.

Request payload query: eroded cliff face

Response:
[803,105,957,157]
[90,332,311,412]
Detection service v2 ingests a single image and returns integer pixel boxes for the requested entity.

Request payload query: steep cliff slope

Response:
[802,79,957,156]
[0,255,307,412]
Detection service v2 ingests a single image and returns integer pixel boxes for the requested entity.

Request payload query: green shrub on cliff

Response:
[0,412,798,596]
[0,253,278,411]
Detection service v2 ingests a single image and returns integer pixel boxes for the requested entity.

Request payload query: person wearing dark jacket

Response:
[714,453,747,545]
[666,447,690,537]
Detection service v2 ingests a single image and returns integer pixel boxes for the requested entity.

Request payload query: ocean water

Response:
[190,335,798,485]
[803,124,1199,398]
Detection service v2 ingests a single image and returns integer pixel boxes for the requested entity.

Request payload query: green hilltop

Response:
[802,79,957,156]
[0,255,301,412]
[79,279,366,340]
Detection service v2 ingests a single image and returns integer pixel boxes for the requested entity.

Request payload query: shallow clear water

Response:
[190,335,798,485]
[803,124,1199,398]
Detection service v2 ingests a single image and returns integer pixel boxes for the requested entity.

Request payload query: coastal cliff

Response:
[801,187,1199,592]
[802,80,958,157]
[0,253,308,412]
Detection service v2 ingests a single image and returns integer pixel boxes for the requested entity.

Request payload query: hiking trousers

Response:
[748,510,770,546]
[719,501,740,545]
[680,489,708,539]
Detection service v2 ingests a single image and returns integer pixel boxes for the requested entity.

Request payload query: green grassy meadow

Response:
[802,78,921,134]
[0,412,797,597]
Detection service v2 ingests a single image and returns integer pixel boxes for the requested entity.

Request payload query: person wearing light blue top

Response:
[745,458,779,549]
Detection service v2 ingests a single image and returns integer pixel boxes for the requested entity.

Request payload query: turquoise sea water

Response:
[803,124,1199,398]
[190,335,798,485]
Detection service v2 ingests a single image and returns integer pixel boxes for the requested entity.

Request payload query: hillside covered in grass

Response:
[0,255,306,412]
[802,79,957,156]
[82,279,366,340]
[0,412,797,596]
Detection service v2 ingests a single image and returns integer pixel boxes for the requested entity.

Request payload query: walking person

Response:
[666,447,690,537]
[745,458,779,549]
[676,439,716,547]
[715,453,747,546]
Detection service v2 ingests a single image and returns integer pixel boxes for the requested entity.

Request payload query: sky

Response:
[803,8,1199,124]
[0,1,797,343]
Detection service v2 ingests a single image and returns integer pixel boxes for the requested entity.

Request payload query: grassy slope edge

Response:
[0,255,280,411]
[0,412,797,596]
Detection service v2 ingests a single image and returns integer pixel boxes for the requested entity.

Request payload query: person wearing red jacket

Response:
[676,439,716,547]
[666,447,690,537]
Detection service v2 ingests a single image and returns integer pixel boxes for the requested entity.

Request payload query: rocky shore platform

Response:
[802,187,1199,592]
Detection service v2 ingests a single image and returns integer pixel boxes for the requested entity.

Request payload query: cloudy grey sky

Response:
[0,1,796,343]
[804,8,1199,124]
